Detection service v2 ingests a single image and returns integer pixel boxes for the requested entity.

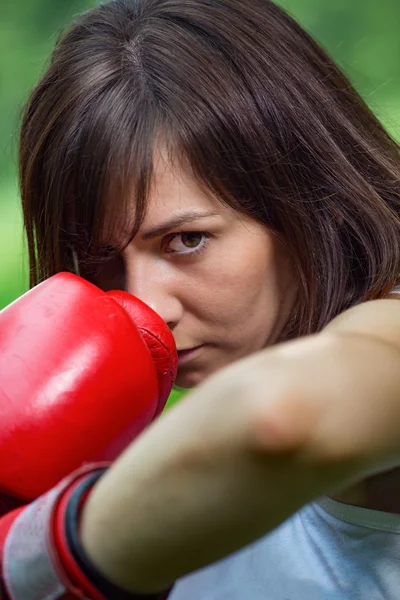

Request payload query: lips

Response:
[177,345,204,365]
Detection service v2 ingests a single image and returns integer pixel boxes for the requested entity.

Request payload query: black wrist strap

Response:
[0,575,10,599]
[65,469,172,600]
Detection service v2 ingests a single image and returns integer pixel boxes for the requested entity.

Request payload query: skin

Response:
[79,146,400,592]
[328,290,400,512]
[94,145,400,521]
[96,147,297,389]
[81,298,400,594]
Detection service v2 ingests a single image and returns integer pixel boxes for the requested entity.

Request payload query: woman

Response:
[18,0,400,598]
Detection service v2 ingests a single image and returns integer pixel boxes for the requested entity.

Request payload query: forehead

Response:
[143,146,222,224]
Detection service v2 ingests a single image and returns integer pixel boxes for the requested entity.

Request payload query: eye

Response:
[164,232,211,256]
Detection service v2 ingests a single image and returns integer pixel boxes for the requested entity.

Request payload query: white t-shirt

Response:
[170,285,400,600]
[170,497,400,600]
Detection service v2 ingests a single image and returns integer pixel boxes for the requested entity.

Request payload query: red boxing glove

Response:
[0,272,178,505]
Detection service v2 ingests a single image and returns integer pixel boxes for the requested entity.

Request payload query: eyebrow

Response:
[141,210,220,241]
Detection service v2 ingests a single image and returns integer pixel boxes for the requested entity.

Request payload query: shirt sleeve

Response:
[0,465,173,600]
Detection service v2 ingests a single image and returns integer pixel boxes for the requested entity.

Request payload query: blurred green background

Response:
[1,0,400,310]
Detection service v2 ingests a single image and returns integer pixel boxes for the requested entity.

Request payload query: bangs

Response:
[63,107,252,282]
[66,85,160,278]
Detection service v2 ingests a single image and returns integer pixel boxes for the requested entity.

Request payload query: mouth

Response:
[177,345,204,365]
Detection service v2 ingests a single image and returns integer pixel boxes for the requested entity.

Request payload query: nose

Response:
[124,255,183,330]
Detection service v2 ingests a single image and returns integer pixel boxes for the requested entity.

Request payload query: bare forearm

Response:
[80,303,400,594]
[79,368,311,594]
[79,344,331,594]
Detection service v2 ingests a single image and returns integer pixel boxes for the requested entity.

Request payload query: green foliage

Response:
[0,0,96,307]
[166,388,186,409]
[1,0,399,314]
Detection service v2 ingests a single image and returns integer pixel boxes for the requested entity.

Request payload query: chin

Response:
[174,368,210,390]
[175,352,230,389]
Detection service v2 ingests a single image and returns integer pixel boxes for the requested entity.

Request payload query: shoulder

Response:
[323,285,400,352]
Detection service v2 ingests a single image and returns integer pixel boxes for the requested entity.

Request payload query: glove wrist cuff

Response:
[60,471,173,599]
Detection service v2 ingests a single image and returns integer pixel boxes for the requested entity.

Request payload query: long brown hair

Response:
[19,0,400,340]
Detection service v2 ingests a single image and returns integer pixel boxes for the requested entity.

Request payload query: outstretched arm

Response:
[79,296,400,595]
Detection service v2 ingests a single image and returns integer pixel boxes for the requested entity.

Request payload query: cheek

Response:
[183,242,281,335]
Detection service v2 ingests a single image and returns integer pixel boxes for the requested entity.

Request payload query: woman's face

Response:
[97,148,297,388]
